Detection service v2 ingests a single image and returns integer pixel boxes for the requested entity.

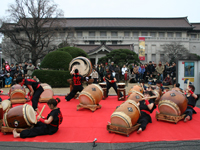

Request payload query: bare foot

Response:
[13,129,20,138]
[184,115,190,122]
[137,128,142,134]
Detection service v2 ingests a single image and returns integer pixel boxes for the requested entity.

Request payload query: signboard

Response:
[139,37,145,60]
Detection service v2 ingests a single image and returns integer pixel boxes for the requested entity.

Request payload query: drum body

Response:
[9,84,26,99]
[40,83,54,99]
[117,83,125,89]
[171,87,184,94]
[79,84,103,105]
[111,100,140,128]
[128,85,143,97]
[1,100,12,113]
[127,92,144,103]
[99,83,106,89]
[158,91,188,116]
[152,86,162,105]
[69,56,92,77]
[4,104,36,128]
[0,104,3,120]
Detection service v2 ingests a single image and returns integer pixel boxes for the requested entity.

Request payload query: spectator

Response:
[36,63,40,70]
[0,67,7,87]
[155,61,164,81]
[5,73,12,88]
[10,63,16,77]
[27,62,35,77]
[148,74,154,85]
[147,61,155,75]
[96,64,103,82]
[23,62,28,75]
[138,64,145,82]
[163,74,172,85]
[140,79,148,90]
[121,65,128,80]
[12,75,17,86]
[20,66,24,75]
[105,62,109,73]
[164,62,171,79]
[129,72,136,83]
[33,75,40,82]
[109,62,115,74]
[91,69,98,84]
[5,61,11,73]
[133,64,139,82]
[124,70,129,87]
[114,65,120,82]
[171,62,176,84]
[154,73,161,84]
[15,68,22,77]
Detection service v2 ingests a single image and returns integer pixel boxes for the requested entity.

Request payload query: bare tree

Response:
[0,0,65,65]
[160,42,189,63]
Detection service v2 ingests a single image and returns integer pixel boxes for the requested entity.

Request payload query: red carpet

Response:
[1,95,200,143]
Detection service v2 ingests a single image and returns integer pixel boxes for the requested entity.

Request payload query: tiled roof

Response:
[75,44,132,54]
[191,23,200,31]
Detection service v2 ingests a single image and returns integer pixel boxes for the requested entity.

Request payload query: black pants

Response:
[20,122,57,138]
[137,111,151,131]
[65,85,83,101]
[32,86,44,110]
[106,82,122,97]
[184,106,196,120]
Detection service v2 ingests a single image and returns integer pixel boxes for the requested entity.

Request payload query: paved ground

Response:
[1,83,200,150]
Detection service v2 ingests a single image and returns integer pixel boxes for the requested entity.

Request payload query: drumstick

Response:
[139,83,145,92]
[129,96,158,102]
[187,79,190,89]
[35,105,46,124]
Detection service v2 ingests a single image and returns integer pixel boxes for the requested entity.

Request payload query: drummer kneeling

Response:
[137,91,156,134]
[13,98,63,138]
[184,85,199,122]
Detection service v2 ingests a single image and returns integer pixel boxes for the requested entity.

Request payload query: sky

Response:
[0,0,200,22]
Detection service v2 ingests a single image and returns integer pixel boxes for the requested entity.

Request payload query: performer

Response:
[103,72,123,99]
[65,68,84,101]
[137,91,156,134]
[184,85,199,122]
[13,98,63,138]
[16,77,44,113]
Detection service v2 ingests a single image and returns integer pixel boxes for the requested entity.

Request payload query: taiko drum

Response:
[3,104,36,128]
[79,84,103,105]
[40,83,54,100]
[158,90,188,116]
[127,92,144,103]
[128,85,144,97]
[110,100,141,128]
[9,84,26,100]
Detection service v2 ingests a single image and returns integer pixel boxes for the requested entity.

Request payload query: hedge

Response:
[40,51,72,71]
[32,70,71,87]
[57,46,89,58]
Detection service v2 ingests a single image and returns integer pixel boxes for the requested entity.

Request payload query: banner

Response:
[139,37,145,61]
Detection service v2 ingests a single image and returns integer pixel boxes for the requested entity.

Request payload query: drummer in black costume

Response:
[184,85,199,122]
[137,91,156,134]
[13,98,63,138]
[103,72,123,99]
[16,77,44,113]
[65,67,84,101]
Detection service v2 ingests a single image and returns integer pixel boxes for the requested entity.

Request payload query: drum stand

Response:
[117,88,126,101]
[102,88,107,100]
[1,126,26,134]
[156,111,186,124]
[77,103,102,112]
[39,98,52,103]
[0,119,2,129]
[107,123,140,137]
[10,99,26,104]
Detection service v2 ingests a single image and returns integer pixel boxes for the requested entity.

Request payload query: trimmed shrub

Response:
[40,51,72,71]
[32,70,71,87]
[57,46,89,58]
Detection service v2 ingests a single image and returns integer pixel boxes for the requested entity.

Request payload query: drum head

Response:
[1,100,11,111]
[111,112,132,128]
[24,104,36,124]
[158,100,180,116]
[40,89,54,98]
[79,93,95,105]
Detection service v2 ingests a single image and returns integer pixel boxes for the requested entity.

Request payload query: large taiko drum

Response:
[69,56,92,77]
[0,104,3,120]
[3,104,36,128]
[171,87,184,95]
[79,84,103,105]
[40,83,54,100]
[127,92,144,103]
[110,100,140,128]
[128,85,144,97]
[9,84,26,100]
[158,90,188,116]
[151,86,162,105]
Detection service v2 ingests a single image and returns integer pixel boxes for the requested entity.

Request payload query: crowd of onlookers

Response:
[89,61,177,87]
[0,61,40,88]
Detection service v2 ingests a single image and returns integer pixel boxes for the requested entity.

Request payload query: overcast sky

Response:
[0,0,200,22]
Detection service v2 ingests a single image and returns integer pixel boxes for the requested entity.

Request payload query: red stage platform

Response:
[1,95,200,143]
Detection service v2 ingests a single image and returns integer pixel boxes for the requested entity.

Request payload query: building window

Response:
[159,32,165,37]
[141,32,148,36]
[160,54,164,62]
[176,32,182,38]
[77,31,82,37]
[152,54,156,62]
[89,31,95,37]
[100,31,107,37]
[191,34,197,38]
[150,32,156,37]
[167,32,173,37]
[111,31,118,37]
[124,31,130,37]
[112,41,117,45]
[68,32,74,37]
[133,32,139,37]
[101,41,106,44]
[89,41,95,45]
